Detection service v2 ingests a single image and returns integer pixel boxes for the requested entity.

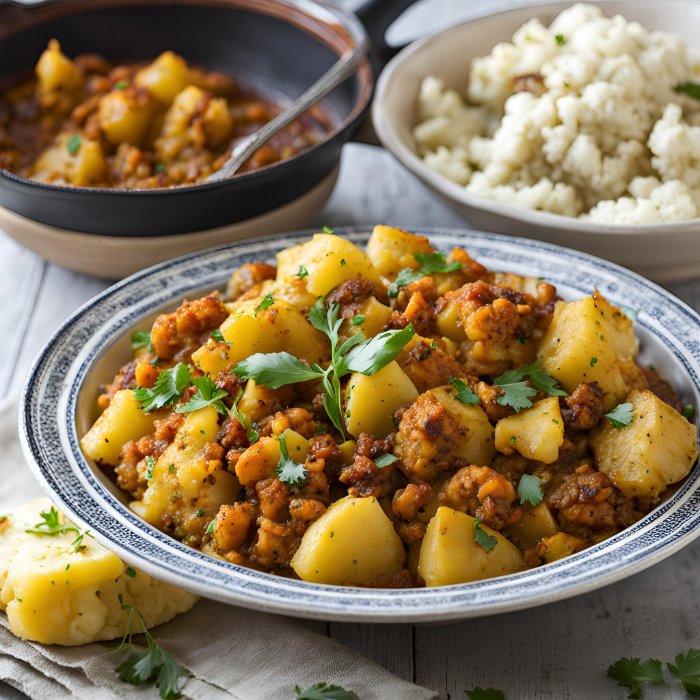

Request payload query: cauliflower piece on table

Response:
[0,498,198,645]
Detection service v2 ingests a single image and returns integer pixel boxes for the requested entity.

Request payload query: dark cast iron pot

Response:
[0,0,417,236]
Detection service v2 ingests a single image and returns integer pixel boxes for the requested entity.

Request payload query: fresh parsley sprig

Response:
[517,474,544,506]
[275,433,308,487]
[473,515,498,552]
[134,363,193,413]
[605,402,634,429]
[448,376,480,405]
[113,594,190,699]
[606,657,663,699]
[25,506,79,538]
[388,252,462,298]
[493,360,567,412]
[295,682,356,699]
[176,376,228,415]
[668,648,700,694]
[233,298,415,438]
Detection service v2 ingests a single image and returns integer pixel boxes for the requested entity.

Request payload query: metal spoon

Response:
[206,5,369,182]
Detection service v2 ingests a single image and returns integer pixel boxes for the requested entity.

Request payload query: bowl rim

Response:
[0,0,373,197]
[18,225,700,622]
[372,0,700,236]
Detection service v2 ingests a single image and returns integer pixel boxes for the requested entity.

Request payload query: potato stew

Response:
[80,227,698,588]
[0,41,326,188]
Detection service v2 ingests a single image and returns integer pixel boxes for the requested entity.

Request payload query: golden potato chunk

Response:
[507,501,559,549]
[538,293,638,410]
[345,361,419,439]
[97,89,156,147]
[341,297,393,339]
[133,50,192,105]
[192,297,329,377]
[418,507,526,586]
[494,397,565,464]
[291,496,406,585]
[537,532,586,563]
[590,389,698,498]
[32,134,107,187]
[366,225,434,279]
[80,390,166,466]
[35,39,84,112]
[276,233,384,297]
[235,430,308,487]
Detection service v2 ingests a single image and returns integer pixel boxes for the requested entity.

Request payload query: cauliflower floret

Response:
[0,498,198,645]
[423,145,472,185]
[649,103,700,188]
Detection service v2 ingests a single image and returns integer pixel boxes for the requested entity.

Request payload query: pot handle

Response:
[354,0,422,75]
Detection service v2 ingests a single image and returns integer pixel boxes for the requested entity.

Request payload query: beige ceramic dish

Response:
[0,165,337,279]
[372,0,700,282]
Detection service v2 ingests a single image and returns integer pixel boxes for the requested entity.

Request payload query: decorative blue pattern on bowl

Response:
[18,226,700,623]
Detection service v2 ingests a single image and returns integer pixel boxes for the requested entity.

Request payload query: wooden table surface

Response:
[1,143,699,699]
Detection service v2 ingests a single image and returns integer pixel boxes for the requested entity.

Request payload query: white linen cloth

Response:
[0,397,436,700]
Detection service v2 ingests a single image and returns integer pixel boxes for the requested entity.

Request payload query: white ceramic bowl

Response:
[372,0,700,282]
[18,226,700,623]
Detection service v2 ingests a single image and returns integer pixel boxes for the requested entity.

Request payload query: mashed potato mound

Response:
[0,498,198,645]
[413,3,700,223]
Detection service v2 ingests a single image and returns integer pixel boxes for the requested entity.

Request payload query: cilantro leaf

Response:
[66,134,81,155]
[254,294,274,316]
[295,682,357,700]
[669,648,700,694]
[526,363,568,397]
[175,376,229,415]
[605,402,634,429]
[322,226,335,235]
[675,82,700,101]
[276,433,308,487]
[606,657,663,699]
[494,361,566,412]
[308,297,342,348]
[555,33,565,45]
[134,363,192,412]
[388,251,463,297]
[351,314,365,326]
[131,330,152,351]
[25,506,79,538]
[374,453,398,467]
[473,515,498,552]
[339,324,416,376]
[517,474,544,506]
[70,529,94,554]
[232,352,324,389]
[465,688,506,700]
[494,379,537,413]
[297,265,309,278]
[211,329,231,346]
[448,377,480,405]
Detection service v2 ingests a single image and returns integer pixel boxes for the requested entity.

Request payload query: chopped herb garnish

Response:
[205,520,215,535]
[518,335,527,345]
[66,134,81,155]
[351,314,365,326]
[590,357,598,367]
[275,433,308,488]
[517,474,544,506]
[25,506,79,538]
[322,226,335,234]
[231,388,259,442]
[254,294,274,316]
[146,455,156,480]
[510,436,516,444]
[70,530,94,554]
[675,82,700,101]
[297,265,309,279]
[388,252,462,297]
[473,515,498,552]
[494,360,567,412]
[606,656,663,699]
[448,376,480,406]
[155,163,166,173]
[134,363,193,413]
[131,330,153,351]
[295,682,357,700]
[683,404,694,420]
[211,329,231,346]
[339,259,346,267]
[196,510,206,517]
[605,402,634,429]
[125,566,136,578]
[176,375,229,415]
[555,34,565,45]
[374,453,398,467]
[115,80,129,90]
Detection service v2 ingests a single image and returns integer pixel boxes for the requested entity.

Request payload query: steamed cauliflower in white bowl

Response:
[413,3,700,224]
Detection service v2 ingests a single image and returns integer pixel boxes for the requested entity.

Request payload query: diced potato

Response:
[537,532,586,563]
[134,51,192,104]
[345,361,419,439]
[366,225,434,279]
[432,385,496,466]
[97,89,156,147]
[291,496,406,585]
[341,297,392,339]
[435,299,464,343]
[538,293,638,410]
[80,390,165,466]
[337,440,357,466]
[0,498,198,645]
[32,134,107,187]
[35,39,84,112]
[139,407,240,527]
[202,96,233,147]
[418,507,526,586]
[235,429,308,486]
[590,389,698,498]
[192,298,329,377]
[276,233,384,297]
[237,379,295,424]
[494,397,565,464]
[507,501,559,550]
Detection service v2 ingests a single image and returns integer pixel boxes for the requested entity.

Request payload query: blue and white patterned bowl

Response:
[19,226,700,623]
